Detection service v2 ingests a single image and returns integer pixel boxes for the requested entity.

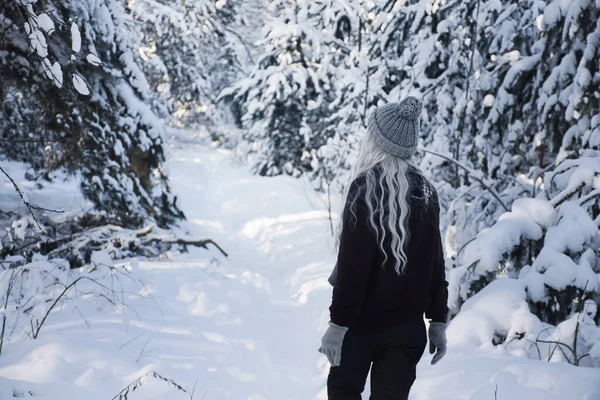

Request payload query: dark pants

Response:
[327,319,427,400]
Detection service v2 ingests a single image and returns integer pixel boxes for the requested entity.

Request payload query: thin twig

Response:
[119,333,144,349]
[32,276,84,338]
[136,337,157,363]
[419,148,509,211]
[452,0,482,184]
[0,268,19,355]
[0,163,64,230]
[190,378,199,400]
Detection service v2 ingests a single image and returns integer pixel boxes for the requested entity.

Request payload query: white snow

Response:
[71,22,81,52]
[542,1,563,29]
[73,74,90,95]
[448,279,544,348]
[483,94,495,108]
[1,139,599,399]
[90,250,113,267]
[41,58,63,88]
[36,13,55,35]
[458,198,555,279]
[436,20,452,34]
[11,217,29,240]
[525,201,600,298]
[28,29,47,57]
[86,53,102,66]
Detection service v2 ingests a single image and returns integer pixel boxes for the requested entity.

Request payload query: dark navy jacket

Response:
[329,167,449,332]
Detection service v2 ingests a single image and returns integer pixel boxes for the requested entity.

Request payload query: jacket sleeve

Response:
[425,201,449,323]
[329,178,378,328]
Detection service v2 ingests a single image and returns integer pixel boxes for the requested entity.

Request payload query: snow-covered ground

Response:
[1,139,600,399]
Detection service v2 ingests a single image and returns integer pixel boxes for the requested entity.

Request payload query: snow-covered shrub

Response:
[424,0,600,252]
[448,278,600,367]
[0,251,142,354]
[450,155,600,366]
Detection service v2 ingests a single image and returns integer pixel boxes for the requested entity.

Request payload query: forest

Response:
[1,0,600,399]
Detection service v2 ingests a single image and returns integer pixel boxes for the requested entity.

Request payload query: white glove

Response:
[318,322,348,366]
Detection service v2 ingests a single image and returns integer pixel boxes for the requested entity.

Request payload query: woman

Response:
[319,97,449,400]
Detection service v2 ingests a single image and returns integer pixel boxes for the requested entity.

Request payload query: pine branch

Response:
[577,188,600,207]
[550,182,586,207]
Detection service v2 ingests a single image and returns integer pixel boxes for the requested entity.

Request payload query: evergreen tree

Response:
[453,0,600,317]
[129,0,258,129]
[1,0,183,229]
[220,0,346,183]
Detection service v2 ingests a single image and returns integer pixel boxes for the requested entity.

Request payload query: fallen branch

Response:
[135,225,155,238]
[135,226,228,257]
[144,237,229,257]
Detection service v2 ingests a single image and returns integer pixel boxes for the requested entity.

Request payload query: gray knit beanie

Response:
[367,96,424,159]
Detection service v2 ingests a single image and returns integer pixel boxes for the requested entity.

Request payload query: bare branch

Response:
[418,148,509,211]
[143,237,229,257]
[0,163,64,230]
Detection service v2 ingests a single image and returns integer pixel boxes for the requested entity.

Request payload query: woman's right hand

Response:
[428,322,447,365]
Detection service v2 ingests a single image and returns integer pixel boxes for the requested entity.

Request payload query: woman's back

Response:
[329,165,448,332]
[319,97,448,400]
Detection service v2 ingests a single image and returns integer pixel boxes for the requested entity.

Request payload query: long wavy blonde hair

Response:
[340,134,419,275]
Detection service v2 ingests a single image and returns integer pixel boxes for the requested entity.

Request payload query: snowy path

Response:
[1,139,600,399]
[139,141,337,399]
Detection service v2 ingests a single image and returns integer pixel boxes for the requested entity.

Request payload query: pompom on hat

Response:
[367,96,424,159]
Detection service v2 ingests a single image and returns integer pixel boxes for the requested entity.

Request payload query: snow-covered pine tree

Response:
[450,0,600,301]
[129,0,258,129]
[1,0,183,237]
[0,0,183,267]
[441,0,600,364]
[319,0,417,190]
[220,0,347,184]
